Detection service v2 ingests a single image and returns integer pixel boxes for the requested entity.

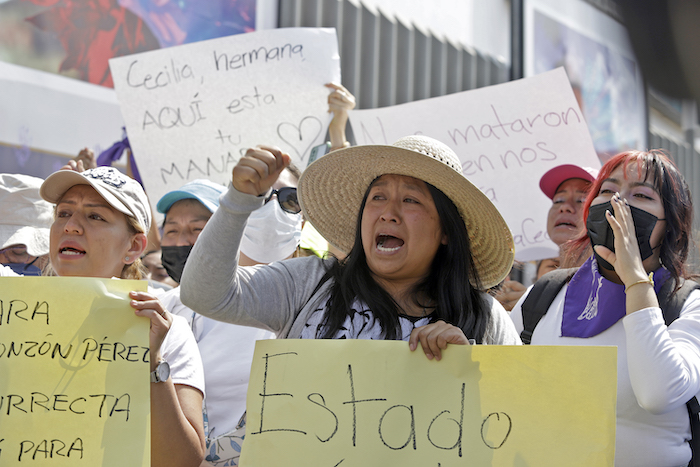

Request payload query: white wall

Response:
[349,0,511,61]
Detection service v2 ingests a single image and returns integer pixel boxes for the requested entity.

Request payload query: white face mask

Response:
[240,198,303,263]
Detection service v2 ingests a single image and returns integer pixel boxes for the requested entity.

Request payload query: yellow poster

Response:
[0,276,149,466]
[243,340,617,466]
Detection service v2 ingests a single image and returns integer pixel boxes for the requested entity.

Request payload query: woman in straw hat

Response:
[39,166,206,467]
[180,135,521,356]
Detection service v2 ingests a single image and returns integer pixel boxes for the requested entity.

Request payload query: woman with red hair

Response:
[511,150,700,466]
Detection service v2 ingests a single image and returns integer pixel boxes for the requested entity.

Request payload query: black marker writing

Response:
[342,364,386,447]
[0,300,49,326]
[18,438,83,461]
[213,43,304,71]
[307,393,338,443]
[126,59,195,90]
[252,352,306,435]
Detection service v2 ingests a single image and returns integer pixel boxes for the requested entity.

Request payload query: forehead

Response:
[59,184,110,206]
[371,174,429,191]
[555,178,591,194]
[166,198,212,221]
[273,168,299,190]
[609,161,650,182]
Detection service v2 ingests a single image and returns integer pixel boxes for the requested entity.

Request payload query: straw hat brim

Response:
[298,145,514,289]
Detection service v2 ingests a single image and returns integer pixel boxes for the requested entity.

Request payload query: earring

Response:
[125,256,130,262]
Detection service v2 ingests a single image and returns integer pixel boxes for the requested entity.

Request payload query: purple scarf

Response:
[96,132,143,186]
[561,256,670,338]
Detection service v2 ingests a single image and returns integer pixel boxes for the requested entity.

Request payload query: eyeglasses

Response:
[264,187,301,214]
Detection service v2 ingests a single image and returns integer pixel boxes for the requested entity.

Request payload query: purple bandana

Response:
[561,256,670,338]
[96,131,143,186]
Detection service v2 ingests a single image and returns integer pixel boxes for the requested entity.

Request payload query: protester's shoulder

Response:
[162,313,198,352]
[150,284,184,310]
[278,254,334,272]
[169,313,191,332]
[678,287,700,316]
[479,290,522,344]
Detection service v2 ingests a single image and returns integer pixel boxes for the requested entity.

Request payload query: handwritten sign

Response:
[0,277,149,466]
[242,340,617,466]
[348,68,601,261]
[109,28,341,219]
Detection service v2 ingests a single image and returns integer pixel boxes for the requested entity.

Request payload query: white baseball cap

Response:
[40,167,151,232]
[0,173,54,256]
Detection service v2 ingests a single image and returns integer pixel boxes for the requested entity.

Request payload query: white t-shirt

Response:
[160,312,206,395]
[0,265,18,276]
[161,287,274,437]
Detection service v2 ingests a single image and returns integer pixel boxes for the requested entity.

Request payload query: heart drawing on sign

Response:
[277,116,323,162]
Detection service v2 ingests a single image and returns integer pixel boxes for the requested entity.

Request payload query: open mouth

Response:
[59,247,85,256]
[555,221,577,228]
[376,234,404,252]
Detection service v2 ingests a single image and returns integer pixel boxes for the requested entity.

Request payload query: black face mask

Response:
[586,201,663,270]
[160,245,193,283]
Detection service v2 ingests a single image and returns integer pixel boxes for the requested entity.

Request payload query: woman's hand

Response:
[593,193,649,286]
[494,279,527,311]
[129,291,172,367]
[325,83,355,151]
[326,82,356,115]
[232,145,291,197]
[408,320,469,361]
[60,147,97,172]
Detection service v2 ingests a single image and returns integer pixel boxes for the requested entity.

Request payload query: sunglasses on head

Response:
[264,187,301,214]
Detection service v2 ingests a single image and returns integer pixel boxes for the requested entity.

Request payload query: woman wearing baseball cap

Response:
[40,166,205,467]
[180,135,520,356]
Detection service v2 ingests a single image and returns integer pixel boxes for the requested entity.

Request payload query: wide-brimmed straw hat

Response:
[298,135,514,289]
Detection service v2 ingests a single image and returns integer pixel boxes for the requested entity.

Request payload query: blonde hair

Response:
[121,214,148,280]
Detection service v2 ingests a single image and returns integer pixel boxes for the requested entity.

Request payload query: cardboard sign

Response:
[109,27,341,220]
[242,340,617,466]
[0,277,149,466]
[348,68,601,261]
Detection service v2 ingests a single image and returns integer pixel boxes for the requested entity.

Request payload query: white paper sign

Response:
[109,28,341,216]
[348,68,600,261]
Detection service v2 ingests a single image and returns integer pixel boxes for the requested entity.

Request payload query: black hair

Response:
[318,178,491,342]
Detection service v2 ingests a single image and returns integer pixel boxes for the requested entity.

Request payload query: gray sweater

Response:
[180,187,521,345]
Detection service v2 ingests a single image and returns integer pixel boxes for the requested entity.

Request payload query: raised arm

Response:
[325,83,355,151]
[179,147,327,335]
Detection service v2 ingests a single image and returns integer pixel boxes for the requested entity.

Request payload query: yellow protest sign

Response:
[0,276,149,466]
[243,340,617,466]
